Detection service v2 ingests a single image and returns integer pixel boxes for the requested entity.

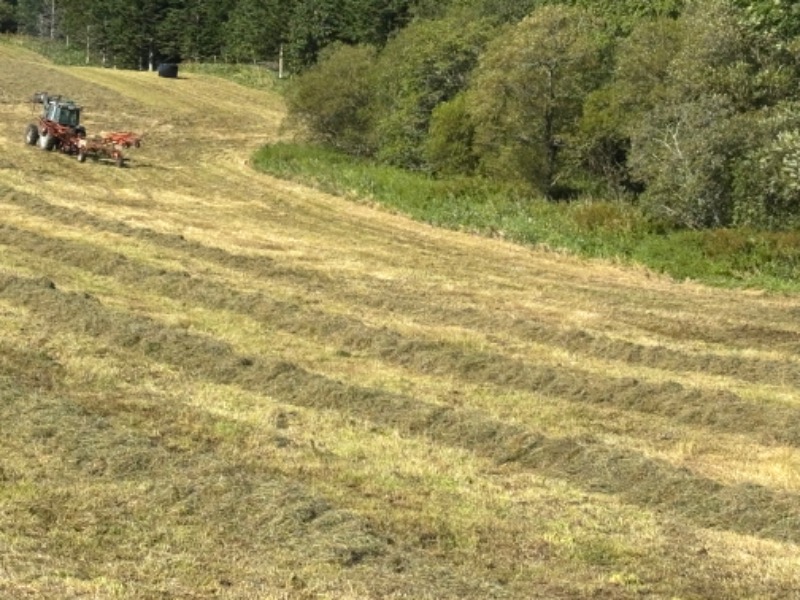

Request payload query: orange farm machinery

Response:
[25,92,141,167]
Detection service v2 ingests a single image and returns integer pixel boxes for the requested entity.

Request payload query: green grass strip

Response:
[253,143,800,292]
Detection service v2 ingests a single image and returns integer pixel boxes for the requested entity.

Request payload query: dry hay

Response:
[1,39,800,599]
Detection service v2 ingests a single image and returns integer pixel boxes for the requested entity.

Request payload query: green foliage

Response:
[369,14,494,169]
[181,62,279,91]
[466,5,611,195]
[570,87,633,198]
[631,228,800,287]
[286,43,378,155]
[666,0,761,108]
[0,1,15,33]
[610,17,683,117]
[465,0,540,24]
[285,0,410,70]
[424,93,478,175]
[732,105,800,229]
[339,0,411,47]
[549,0,685,34]
[623,0,800,229]
[571,18,681,197]
[223,0,281,63]
[733,0,800,41]
[253,142,800,290]
[14,0,415,70]
[285,0,344,69]
[630,95,739,229]
[14,0,41,36]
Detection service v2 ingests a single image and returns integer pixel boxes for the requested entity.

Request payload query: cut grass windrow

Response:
[1,216,799,450]
[2,272,799,547]
[3,42,800,598]
[5,189,798,365]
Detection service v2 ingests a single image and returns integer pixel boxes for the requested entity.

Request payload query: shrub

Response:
[465,5,611,195]
[630,95,740,229]
[369,14,494,169]
[285,43,378,156]
[733,114,800,229]
[424,93,478,176]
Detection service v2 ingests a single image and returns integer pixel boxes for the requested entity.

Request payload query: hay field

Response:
[1,41,800,599]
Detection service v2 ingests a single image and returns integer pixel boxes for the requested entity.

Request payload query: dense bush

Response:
[465,5,611,195]
[285,43,378,155]
[424,93,479,175]
[368,14,494,169]
[630,95,740,229]
[281,0,800,231]
[732,105,800,229]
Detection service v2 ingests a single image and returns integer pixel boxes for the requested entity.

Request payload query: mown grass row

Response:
[5,192,798,439]
[3,191,799,542]
[7,191,798,380]
[2,183,798,598]
[253,143,800,293]
[3,269,798,549]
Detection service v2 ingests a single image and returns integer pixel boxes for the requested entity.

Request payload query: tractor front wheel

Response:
[25,124,39,146]
[38,132,55,151]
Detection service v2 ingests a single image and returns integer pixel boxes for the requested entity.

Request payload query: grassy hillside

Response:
[252,143,800,293]
[1,40,800,599]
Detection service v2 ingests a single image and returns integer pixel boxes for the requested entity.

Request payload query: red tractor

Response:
[25,92,141,167]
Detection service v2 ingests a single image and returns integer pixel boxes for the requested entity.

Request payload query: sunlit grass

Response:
[1,40,799,599]
[254,142,800,292]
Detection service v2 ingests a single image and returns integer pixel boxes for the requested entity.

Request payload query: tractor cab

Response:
[44,100,81,128]
[32,92,82,129]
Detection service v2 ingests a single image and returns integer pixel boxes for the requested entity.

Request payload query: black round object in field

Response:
[158,63,179,78]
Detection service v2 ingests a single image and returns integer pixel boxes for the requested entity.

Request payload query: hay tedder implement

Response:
[25,92,141,167]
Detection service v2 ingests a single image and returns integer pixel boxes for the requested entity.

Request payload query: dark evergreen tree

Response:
[285,0,344,68]
[223,0,284,63]
[285,0,410,70]
[0,0,17,32]
[158,0,235,63]
[15,0,48,36]
[340,0,411,46]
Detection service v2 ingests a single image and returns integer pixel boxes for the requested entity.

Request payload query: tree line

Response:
[0,0,413,69]
[4,0,800,230]
[287,0,800,230]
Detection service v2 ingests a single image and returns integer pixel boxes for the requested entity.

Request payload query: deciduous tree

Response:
[370,13,493,169]
[286,43,378,155]
[465,5,609,195]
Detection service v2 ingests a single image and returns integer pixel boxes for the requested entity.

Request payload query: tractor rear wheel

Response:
[38,132,55,151]
[25,124,39,146]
